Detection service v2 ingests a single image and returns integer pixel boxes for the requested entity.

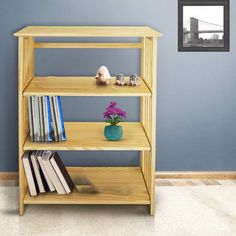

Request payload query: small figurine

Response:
[129,74,139,86]
[115,74,126,86]
[95,66,111,85]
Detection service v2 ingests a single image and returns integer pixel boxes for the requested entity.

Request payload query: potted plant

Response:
[103,102,127,141]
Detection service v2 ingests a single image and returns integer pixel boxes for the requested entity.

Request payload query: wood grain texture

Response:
[24,167,150,205]
[18,36,35,215]
[34,42,143,49]
[23,76,151,97]
[2,172,235,182]
[140,37,157,215]
[24,122,151,151]
[14,26,162,37]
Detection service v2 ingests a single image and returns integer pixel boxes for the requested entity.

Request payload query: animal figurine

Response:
[115,74,126,86]
[129,74,139,86]
[95,66,111,85]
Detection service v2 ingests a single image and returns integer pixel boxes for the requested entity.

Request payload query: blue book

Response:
[42,96,52,142]
[57,96,66,141]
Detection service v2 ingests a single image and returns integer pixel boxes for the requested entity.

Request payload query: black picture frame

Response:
[178,0,230,51]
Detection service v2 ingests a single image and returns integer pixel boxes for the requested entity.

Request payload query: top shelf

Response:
[14,26,162,38]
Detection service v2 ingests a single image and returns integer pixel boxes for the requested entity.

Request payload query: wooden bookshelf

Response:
[14,26,162,216]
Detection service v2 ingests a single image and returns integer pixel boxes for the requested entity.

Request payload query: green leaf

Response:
[105,119,113,125]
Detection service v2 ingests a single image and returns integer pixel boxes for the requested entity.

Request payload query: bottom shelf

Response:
[24,167,150,205]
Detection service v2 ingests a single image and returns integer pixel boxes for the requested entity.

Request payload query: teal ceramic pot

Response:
[104,125,123,141]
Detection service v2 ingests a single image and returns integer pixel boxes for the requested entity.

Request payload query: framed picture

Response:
[178,0,230,51]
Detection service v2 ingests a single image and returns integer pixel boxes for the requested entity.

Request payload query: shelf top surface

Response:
[24,76,151,97]
[24,122,151,151]
[14,26,162,37]
[24,167,150,205]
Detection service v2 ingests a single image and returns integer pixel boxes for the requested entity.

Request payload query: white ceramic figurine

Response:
[95,66,111,85]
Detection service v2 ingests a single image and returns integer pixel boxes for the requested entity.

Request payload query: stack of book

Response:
[28,96,66,142]
[22,151,74,196]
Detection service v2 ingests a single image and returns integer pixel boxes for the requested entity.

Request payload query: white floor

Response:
[1,186,236,236]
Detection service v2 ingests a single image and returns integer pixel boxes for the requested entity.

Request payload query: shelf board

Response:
[23,122,151,151]
[24,167,150,205]
[23,76,151,97]
[14,26,162,38]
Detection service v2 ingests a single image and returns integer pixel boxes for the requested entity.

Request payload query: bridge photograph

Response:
[183,5,224,48]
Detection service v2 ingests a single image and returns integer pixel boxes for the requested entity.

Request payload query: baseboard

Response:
[155,171,236,179]
[0,172,18,180]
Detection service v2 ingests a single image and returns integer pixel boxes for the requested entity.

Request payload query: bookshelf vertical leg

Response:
[18,36,34,215]
[19,159,25,215]
[140,37,157,215]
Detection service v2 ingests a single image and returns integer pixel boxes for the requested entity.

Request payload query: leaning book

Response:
[22,151,39,196]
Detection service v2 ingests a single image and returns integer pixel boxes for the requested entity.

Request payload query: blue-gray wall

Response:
[0,0,236,171]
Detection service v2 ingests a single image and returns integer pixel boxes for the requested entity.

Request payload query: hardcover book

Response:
[22,151,39,196]
[50,152,74,193]
[41,151,66,194]
[30,150,47,193]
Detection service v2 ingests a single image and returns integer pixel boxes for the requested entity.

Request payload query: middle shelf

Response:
[24,122,151,151]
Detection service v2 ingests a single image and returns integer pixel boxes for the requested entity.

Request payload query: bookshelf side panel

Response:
[18,36,34,215]
[140,37,157,215]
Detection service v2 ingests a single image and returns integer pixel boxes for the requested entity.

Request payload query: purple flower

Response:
[115,108,127,118]
[103,101,127,125]
[108,101,117,108]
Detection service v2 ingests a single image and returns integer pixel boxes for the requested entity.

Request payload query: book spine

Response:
[43,96,49,142]
[38,96,44,142]
[31,96,40,142]
[43,96,52,142]
[28,96,34,142]
[57,96,66,141]
[53,96,63,141]
[42,96,48,141]
[49,96,59,141]
[46,96,53,142]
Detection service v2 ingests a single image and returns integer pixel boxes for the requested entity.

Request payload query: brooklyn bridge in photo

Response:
[183,17,224,47]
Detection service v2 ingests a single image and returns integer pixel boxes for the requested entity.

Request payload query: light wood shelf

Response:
[14,26,161,216]
[24,167,150,205]
[24,122,151,151]
[14,26,162,37]
[24,76,151,97]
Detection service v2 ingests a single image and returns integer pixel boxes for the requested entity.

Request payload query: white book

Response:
[30,151,46,193]
[37,152,55,192]
[49,96,59,141]
[43,96,52,142]
[32,96,40,142]
[38,96,44,142]
[28,96,34,142]
[53,96,63,141]
[41,151,66,194]
[22,151,38,196]
[50,153,74,193]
